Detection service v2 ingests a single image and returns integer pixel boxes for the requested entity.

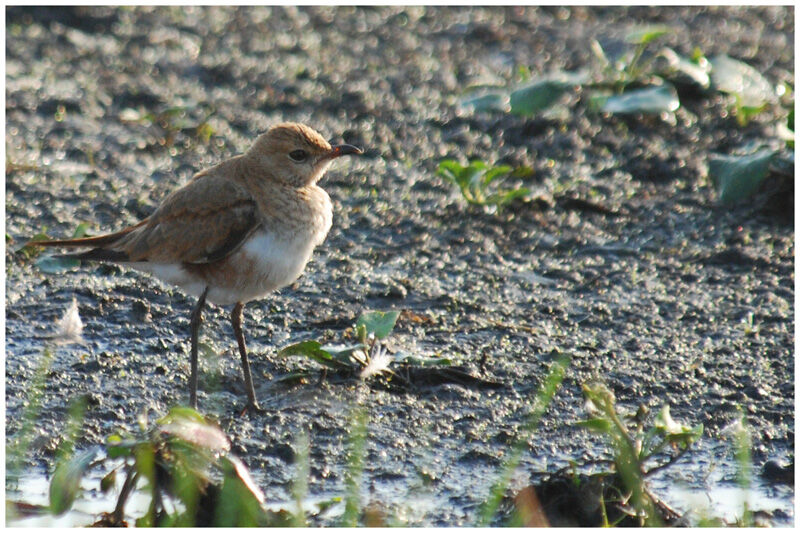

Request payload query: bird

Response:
[30,122,363,412]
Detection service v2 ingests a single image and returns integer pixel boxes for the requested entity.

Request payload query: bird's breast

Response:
[200,224,325,305]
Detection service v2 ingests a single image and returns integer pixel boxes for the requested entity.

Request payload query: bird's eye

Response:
[288,149,308,162]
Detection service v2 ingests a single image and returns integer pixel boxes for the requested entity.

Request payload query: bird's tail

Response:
[28,220,147,262]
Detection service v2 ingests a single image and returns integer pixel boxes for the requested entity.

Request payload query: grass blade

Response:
[291,429,310,527]
[476,355,569,526]
[6,348,55,484]
[341,403,369,526]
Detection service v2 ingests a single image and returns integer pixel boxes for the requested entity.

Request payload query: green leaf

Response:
[601,84,680,114]
[320,343,369,365]
[393,353,452,366]
[780,115,795,149]
[436,160,461,185]
[278,340,325,357]
[158,406,208,425]
[106,434,136,458]
[710,54,776,108]
[356,310,400,340]
[653,405,687,434]
[463,161,489,188]
[14,231,48,255]
[510,166,535,179]
[487,187,532,207]
[35,254,80,273]
[71,223,90,239]
[214,456,266,526]
[510,77,577,116]
[576,418,613,433]
[459,92,510,113]
[278,340,350,369]
[49,447,101,515]
[100,469,117,494]
[159,418,230,453]
[356,324,368,344]
[708,149,776,205]
[624,25,670,45]
[482,165,513,187]
[658,48,710,89]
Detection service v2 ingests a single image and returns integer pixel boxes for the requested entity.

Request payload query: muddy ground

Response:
[5,6,794,526]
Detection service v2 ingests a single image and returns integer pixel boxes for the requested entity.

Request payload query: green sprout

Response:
[437,160,532,210]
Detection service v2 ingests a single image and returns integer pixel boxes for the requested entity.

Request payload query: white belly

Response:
[132,228,320,306]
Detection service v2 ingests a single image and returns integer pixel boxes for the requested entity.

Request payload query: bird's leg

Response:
[189,286,209,409]
[231,302,262,412]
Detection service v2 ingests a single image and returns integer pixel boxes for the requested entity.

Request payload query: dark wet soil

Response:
[5,6,794,526]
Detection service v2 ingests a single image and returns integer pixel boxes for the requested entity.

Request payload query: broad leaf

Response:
[436,160,465,184]
[463,161,489,189]
[158,406,208,425]
[708,149,775,204]
[459,92,510,113]
[710,55,776,108]
[601,84,680,114]
[278,340,350,369]
[482,165,513,187]
[106,434,137,459]
[510,80,571,116]
[625,25,670,45]
[212,456,268,526]
[321,343,369,365]
[658,47,710,89]
[356,310,400,340]
[49,447,102,515]
[159,419,230,454]
[509,72,587,116]
[35,254,80,273]
[487,187,532,207]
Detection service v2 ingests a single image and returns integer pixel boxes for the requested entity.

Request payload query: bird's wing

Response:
[115,170,260,264]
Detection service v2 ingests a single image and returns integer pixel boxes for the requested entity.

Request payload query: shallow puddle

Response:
[6,456,794,527]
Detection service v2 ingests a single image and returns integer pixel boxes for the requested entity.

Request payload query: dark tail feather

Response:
[30,220,146,248]
[61,248,131,262]
[28,219,147,263]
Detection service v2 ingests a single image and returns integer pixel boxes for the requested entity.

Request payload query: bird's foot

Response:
[239,401,265,416]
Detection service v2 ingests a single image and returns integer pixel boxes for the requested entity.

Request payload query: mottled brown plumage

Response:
[33,122,363,411]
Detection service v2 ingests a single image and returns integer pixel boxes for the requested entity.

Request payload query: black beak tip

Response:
[331,144,364,157]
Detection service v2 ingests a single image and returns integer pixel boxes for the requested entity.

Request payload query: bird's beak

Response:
[323,144,363,161]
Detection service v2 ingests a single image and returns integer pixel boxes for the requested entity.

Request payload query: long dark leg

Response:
[189,287,209,409]
[231,302,261,412]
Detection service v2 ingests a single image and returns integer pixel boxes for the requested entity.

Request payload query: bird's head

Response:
[245,122,362,187]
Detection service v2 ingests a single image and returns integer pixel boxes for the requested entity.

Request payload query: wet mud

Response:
[5,6,794,525]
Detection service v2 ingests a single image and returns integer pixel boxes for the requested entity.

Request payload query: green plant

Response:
[731,410,754,527]
[709,54,777,126]
[47,406,282,527]
[291,429,310,527]
[5,349,55,486]
[461,25,786,123]
[707,146,795,206]
[592,25,671,91]
[436,160,532,210]
[460,25,685,118]
[279,309,450,379]
[119,106,216,146]
[477,354,570,525]
[16,223,90,271]
[578,382,703,526]
[341,403,369,526]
